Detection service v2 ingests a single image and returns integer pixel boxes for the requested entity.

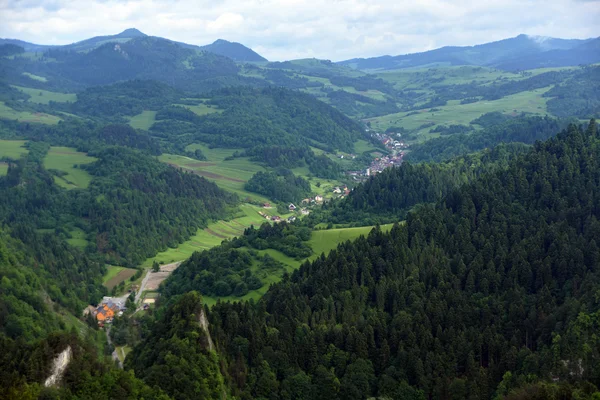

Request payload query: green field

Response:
[128,110,157,130]
[367,87,551,139]
[103,265,138,290]
[141,204,274,268]
[160,145,270,202]
[174,102,222,116]
[201,223,395,306]
[309,224,394,258]
[43,147,97,189]
[0,139,28,159]
[21,72,48,82]
[0,101,61,124]
[67,227,89,249]
[0,163,7,176]
[377,66,525,89]
[13,86,76,104]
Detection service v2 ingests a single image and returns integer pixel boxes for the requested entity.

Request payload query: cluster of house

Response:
[83,297,126,327]
[258,209,297,223]
[332,186,351,196]
[382,137,409,151]
[300,195,323,205]
[368,153,405,175]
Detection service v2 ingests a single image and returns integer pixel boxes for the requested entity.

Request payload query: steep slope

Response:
[4,36,257,92]
[200,39,267,62]
[126,292,225,399]
[341,34,597,71]
[152,121,600,399]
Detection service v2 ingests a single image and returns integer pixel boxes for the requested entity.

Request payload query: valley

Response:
[0,23,599,400]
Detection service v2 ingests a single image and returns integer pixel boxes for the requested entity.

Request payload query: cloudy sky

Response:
[1,0,598,61]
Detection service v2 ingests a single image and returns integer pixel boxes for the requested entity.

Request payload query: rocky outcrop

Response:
[44,346,72,387]
[197,307,215,352]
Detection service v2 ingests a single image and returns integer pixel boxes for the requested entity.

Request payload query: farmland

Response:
[128,110,156,130]
[174,102,222,116]
[160,144,270,202]
[103,266,138,290]
[13,86,76,104]
[43,147,97,189]
[0,139,28,159]
[141,203,274,268]
[0,101,61,124]
[366,87,551,139]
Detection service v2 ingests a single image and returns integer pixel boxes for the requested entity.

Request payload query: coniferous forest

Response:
[125,122,600,400]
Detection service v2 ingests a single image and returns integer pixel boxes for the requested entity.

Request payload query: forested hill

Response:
[149,86,365,153]
[139,121,600,399]
[305,141,530,227]
[1,36,258,92]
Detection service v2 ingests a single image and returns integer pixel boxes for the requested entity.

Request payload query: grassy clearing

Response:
[128,110,157,130]
[202,223,396,306]
[0,101,61,124]
[367,87,551,139]
[13,86,76,104]
[174,102,222,116]
[0,139,28,159]
[309,224,394,258]
[141,204,273,268]
[354,139,381,155]
[67,227,89,249]
[21,72,47,82]
[103,266,137,290]
[115,346,131,363]
[43,147,97,189]
[0,163,7,176]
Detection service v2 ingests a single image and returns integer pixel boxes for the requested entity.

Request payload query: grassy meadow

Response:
[128,110,157,130]
[367,87,551,140]
[160,144,271,202]
[201,223,396,306]
[0,101,61,124]
[174,102,222,116]
[141,204,274,268]
[0,139,29,159]
[43,147,97,189]
[13,86,76,104]
[67,227,89,249]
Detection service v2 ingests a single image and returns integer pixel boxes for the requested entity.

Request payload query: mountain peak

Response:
[116,28,146,38]
[200,39,267,62]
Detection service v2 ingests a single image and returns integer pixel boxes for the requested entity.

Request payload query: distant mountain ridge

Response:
[340,34,599,71]
[0,28,267,62]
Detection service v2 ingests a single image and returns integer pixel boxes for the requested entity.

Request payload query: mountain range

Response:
[3,29,599,71]
[0,28,267,62]
[339,34,600,71]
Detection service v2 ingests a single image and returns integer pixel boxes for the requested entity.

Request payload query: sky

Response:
[1,0,598,61]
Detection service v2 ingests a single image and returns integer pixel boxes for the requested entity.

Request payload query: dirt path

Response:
[135,261,182,304]
[105,326,122,369]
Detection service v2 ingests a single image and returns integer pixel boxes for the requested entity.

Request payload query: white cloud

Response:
[0,0,598,61]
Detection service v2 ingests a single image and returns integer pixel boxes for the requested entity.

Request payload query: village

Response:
[346,130,409,180]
